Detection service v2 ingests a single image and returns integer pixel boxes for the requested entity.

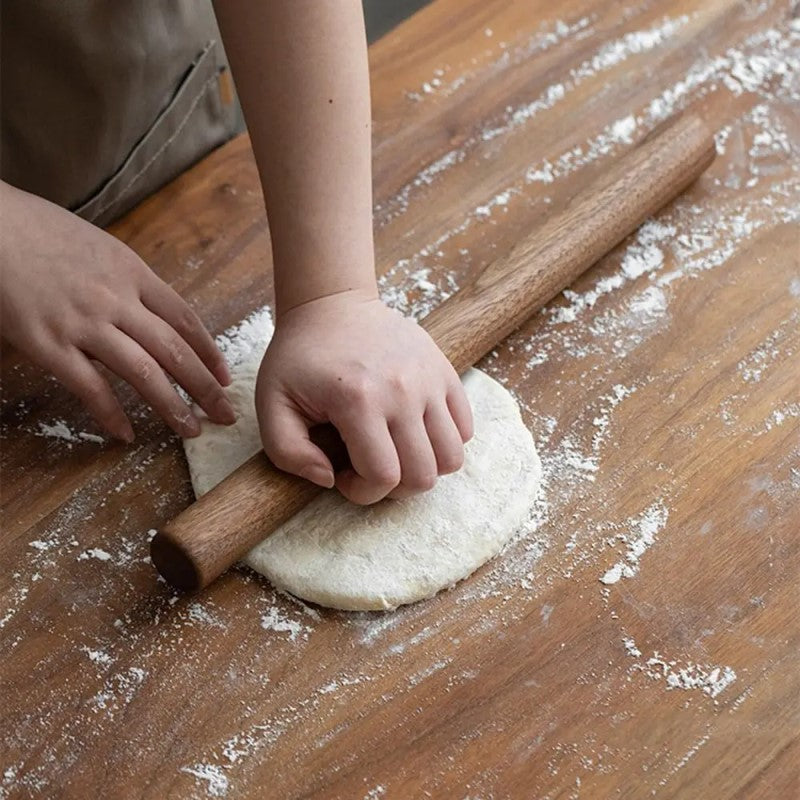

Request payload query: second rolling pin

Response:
[152,112,716,591]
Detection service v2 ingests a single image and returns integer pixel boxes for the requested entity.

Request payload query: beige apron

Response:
[0,0,243,227]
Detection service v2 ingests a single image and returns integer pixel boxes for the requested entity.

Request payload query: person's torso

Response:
[1,0,242,226]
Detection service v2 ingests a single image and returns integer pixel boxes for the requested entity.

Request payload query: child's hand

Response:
[0,183,235,441]
[256,290,473,504]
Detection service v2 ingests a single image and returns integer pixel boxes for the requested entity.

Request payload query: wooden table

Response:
[2,1,798,797]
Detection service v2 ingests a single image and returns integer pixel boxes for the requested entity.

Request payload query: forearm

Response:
[213,0,376,315]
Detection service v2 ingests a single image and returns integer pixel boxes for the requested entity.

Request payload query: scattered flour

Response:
[80,647,113,666]
[640,652,736,698]
[36,420,104,446]
[381,14,695,224]
[260,606,310,642]
[77,548,113,563]
[180,764,230,798]
[622,637,642,658]
[187,602,226,629]
[600,502,669,585]
[3,7,795,798]
[214,307,273,369]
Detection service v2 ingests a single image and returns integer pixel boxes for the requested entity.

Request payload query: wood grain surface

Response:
[2,1,798,798]
[155,113,716,592]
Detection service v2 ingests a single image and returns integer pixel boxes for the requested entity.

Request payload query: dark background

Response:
[363,0,431,42]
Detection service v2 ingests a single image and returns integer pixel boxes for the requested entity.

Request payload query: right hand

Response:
[0,182,235,442]
[256,289,473,504]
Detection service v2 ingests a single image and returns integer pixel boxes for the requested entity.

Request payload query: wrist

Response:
[273,256,378,319]
[274,285,381,326]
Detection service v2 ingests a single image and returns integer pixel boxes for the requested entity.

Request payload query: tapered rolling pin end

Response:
[152,455,325,591]
[150,531,202,591]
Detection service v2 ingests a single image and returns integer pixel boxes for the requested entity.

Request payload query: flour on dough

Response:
[183,321,542,611]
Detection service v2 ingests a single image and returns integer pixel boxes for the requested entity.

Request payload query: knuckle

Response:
[438,448,464,474]
[266,440,297,471]
[162,333,187,369]
[387,372,412,398]
[174,306,200,338]
[84,284,118,314]
[404,471,437,492]
[369,462,401,488]
[345,490,378,507]
[133,355,155,382]
[338,373,374,407]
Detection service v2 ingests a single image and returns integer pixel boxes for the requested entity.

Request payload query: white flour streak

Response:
[382,15,693,224]
[379,263,459,319]
[407,657,453,687]
[474,188,516,218]
[187,602,227,629]
[591,384,637,453]
[758,403,800,433]
[737,319,796,383]
[215,307,274,369]
[35,420,104,446]
[600,502,669,585]
[620,221,676,279]
[80,647,113,666]
[482,16,690,144]
[548,221,675,325]
[77,548,113,563]
[645,655,736,698]
[623,638,738,699]
[260,606,310,642]
[181,764,230,797]
[572,16,689,79]
[88,666,148,716]
[622,637,642,658]
[0,584,29,630]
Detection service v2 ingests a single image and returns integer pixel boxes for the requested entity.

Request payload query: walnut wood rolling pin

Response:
[152,113,715,591]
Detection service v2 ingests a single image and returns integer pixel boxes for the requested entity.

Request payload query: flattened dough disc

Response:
[184,338,542,611]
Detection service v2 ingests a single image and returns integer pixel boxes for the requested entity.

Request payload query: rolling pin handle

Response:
[150,531,201,591]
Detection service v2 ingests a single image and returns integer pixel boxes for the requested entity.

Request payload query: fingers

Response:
[423,402,465,475]
[85,326,202,438]
[331,412,401,505]
[44,346,133,442]
[446,380,474,443]
[258,395,334,488]
[329,385,469,504]
[118,309,235,425]
[386,416,438,500]
[140,274,231,386]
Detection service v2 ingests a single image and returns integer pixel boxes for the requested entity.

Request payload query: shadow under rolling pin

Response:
[151,112,716,592]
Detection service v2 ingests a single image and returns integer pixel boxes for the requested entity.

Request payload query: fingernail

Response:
[300,464,335,488]
[119,422,135,444]
[216,397,237,425]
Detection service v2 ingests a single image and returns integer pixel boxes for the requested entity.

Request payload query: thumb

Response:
[258,396,335,488]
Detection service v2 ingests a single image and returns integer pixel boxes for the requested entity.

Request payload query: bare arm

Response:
[214,1,473,503]
[213,0,375,314]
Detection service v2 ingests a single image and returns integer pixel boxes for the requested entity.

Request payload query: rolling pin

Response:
[152,112,716,591]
